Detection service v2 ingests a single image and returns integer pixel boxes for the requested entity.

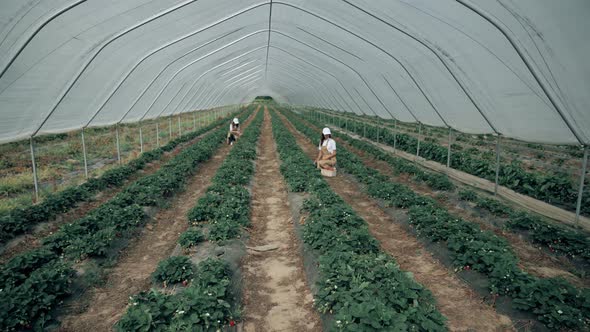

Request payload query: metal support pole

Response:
[156,122,160,147]
[416,123,422,157]
[494,135,502,196]
[193,113,196,131]
[115,124,121,164]
[81,128,88,179]
[377,124,380,143]
[575,146,589,225]
[393,119,397,153]
[363,121,367,138]
[139,126,144,153]
[178,115,182,136]
[447,127,452,168]
[30,137,39,201]
[168,117,172,139]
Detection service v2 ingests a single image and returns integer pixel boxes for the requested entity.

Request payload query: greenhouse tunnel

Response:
[3,1,590,331]
[0,1,589,215]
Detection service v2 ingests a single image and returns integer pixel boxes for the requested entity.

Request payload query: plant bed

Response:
[0,109,245,246]
[270,109,447,331]
[115,109,264,331]
[0,109,253,331]
[311,111,589,217]
[283,109,590,331]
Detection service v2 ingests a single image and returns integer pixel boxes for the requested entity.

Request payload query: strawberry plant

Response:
[458,189,477,201]
[152,256,195,285]
[116,259,238,331]
[178,227,205,248]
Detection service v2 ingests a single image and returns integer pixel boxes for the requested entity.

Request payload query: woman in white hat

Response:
[227,117,241,145]
[315,127,337,170]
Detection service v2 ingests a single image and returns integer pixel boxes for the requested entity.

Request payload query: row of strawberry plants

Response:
[0,109,240,245]
[306,111,590,266]
[271,109,447,331]
[459,189,590,263]
[285,110,590,330]
[311,110,589,216]
[0,109,253,331]
[304,110,590,269]
[115,109,264,331]
[187,110,263,241]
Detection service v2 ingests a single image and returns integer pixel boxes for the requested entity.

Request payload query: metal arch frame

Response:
[119,42,261,124]
[85,27,247,128]
[30,0,213,137]
[160,47,268,119]
[182,63,266,111]
[168,48,267,116]
[269,30,397,121]
[270,2,501,138]
[197,71,264,110]
[455,0,584,145]
[265,60,341,110]
[269,45,365,115]
[265,47,357,113]
[21,1,456,141]
[267,72,336,110]
[338,0,496,133]
[137,46,268,123]
[135,38,268,122]
[266,55,354,112]
[269,3,448,121]
[0,0,89,79]
[5,0,583,148]
[201,76,265,110]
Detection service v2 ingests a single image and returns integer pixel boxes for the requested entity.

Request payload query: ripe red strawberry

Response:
[182,280,188,287]
[230,320,236,327]
[464,265,471,271]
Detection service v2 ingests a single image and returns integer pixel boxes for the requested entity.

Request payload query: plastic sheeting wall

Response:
[0,0,588,145]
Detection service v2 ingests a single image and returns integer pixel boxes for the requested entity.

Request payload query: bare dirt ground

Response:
[0,122,226,264]
[240,108,321,332]
[279,112,514,332]
[57,107,260,332]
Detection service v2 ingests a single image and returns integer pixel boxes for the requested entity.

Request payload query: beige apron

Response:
[317,145,336,170]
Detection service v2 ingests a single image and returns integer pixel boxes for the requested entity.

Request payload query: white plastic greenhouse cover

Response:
[0,0,589,145]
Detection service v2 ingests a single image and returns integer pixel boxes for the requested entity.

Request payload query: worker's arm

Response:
[326,150,337,159]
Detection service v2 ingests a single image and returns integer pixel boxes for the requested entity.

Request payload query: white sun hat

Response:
[233,118,239,124]
[322,127,331,135]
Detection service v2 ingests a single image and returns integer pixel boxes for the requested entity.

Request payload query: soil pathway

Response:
[57,107,260,332]
[278,111,514,332]
[1,121,228,264]
[240,108,321,332]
